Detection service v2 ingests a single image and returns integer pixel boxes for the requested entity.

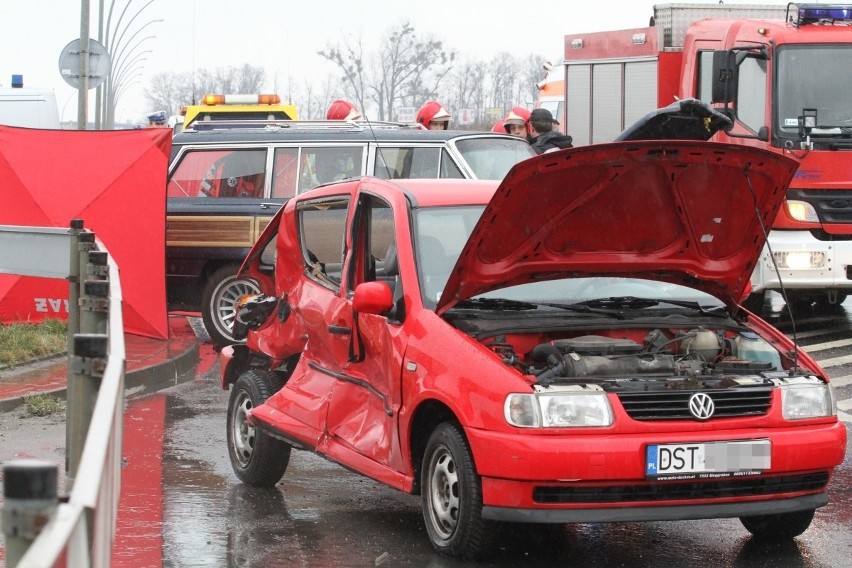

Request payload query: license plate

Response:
[645,440,770,478]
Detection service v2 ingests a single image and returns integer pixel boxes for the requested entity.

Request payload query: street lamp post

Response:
[96,0,161,128]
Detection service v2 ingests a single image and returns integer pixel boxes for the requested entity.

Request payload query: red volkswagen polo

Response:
[219,140,846,559]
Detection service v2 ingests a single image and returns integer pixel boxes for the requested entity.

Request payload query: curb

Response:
[0,332,200,413]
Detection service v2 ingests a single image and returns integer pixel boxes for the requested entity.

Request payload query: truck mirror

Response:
[711,51,738,104]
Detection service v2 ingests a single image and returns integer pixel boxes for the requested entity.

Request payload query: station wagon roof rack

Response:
[186,119,426,132]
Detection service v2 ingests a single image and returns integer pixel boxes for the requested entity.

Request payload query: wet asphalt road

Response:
[119,295,852,568]
[125,371,851,568]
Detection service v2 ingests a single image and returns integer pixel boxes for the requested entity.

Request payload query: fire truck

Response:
[561,3,852,310]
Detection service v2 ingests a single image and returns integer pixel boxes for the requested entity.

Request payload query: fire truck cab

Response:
[562,3,852,309]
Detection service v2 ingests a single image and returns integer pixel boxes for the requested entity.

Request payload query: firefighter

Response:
[416,101,451,130]
[502,106,531,138]
[326,99,362,120]
[490,119,506,133]
[527,108,573,154]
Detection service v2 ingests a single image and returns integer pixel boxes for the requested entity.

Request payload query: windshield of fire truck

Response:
[776,45,852,137]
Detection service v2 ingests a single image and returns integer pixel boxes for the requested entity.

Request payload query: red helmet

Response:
[491,119,506,133]
[326,99,361,120]
[416,101,451,129]
[503,106,531,135]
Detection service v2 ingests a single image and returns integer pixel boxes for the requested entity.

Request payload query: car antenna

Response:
[743,163,800,372]
[356,100,418,179]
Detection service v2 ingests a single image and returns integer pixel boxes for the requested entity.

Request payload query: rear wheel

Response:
[421,422,488,560]
[739,509,815,539]
[201,264,260,347]
[227,370,290,487]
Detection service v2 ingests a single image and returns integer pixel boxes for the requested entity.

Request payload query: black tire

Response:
[227,370,290,487]
[201,264,261,347]
[421,422,488,560]
[739,509,815,540]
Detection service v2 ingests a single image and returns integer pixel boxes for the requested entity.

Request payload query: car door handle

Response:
[328,324,352,335]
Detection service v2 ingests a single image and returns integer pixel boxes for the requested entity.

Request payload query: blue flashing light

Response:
[789,3,852,25]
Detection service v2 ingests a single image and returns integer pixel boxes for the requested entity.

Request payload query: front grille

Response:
[788,189,852,224]
[533,472,829,504]
[617,387,772,420]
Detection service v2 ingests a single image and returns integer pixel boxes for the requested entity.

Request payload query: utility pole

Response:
[77,0,91,130]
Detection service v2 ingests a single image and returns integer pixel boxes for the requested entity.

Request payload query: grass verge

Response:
[23,393,66,416]
[0,319,68,368]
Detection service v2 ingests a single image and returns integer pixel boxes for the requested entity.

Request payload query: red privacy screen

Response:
[0,126,171,339]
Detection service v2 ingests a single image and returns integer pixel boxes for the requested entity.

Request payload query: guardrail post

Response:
[67,219,84,344]
[67,229,96,480]
[1,460,58,568]
[66,333,108,490]
[66,231,109,490]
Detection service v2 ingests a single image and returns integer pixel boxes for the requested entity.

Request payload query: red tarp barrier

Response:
[0,126,171,339]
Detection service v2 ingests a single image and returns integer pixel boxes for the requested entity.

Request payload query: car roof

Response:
[383,178,498,207]
[172,123,513,145]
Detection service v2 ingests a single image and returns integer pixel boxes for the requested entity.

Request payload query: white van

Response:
[0,76,60,129]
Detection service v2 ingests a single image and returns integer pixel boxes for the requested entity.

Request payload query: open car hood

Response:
[615,98,733,142]
[436,140,799,314]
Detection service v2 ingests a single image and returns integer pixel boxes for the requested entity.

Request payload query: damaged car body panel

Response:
[220,141,846,560]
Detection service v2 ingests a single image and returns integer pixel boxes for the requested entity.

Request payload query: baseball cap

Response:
[529,108,559,125]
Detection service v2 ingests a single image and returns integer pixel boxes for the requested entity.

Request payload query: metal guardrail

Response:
[0,220,124,567]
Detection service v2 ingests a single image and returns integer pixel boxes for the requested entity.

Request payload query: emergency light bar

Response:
[787,3,852,26]
[201,94,282,106]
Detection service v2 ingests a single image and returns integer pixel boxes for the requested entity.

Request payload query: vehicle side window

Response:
[696,51,714,104]
[167,149,266,198]
[372,147,442,179]
[272,147,299,198]
[298,146,365,192]
[439,148,464,179]
[298,197,350,289]
[347,194,399,313]
[736,56,768,134]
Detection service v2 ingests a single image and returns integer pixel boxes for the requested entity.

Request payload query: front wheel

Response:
[202,264,261,347]
[421,422,488,560]
[227,370,290,487]
[740,509,815,539]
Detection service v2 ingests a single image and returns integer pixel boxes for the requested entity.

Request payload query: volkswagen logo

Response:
[688,392,715,420]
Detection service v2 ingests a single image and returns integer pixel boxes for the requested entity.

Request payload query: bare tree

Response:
[143,71,193,116]
[319,23,455,120]
[144,65,267,116]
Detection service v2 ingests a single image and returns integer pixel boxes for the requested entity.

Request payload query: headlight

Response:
[772,250,826,270]
[505,391,613,428]
[781,383,836,419]
[785,200,819,223]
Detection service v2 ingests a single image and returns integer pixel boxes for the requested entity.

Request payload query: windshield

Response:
[454,137,536,180]
[413,206,724,311]
[776,45,852,139]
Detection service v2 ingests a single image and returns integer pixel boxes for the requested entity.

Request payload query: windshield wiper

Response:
[571,296,727,316]
[453,297,539,311]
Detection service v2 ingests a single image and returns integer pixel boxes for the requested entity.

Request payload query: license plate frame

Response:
[645,439,771,479]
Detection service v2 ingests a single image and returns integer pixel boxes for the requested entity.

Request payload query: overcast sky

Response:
[1,0,792,124]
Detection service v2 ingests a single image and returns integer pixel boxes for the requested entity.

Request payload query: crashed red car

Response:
[219,140,846,559]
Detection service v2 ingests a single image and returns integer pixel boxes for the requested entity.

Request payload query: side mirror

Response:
[711,51,738,104]
[353,281,394,315]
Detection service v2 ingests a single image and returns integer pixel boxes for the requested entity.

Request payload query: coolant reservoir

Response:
[684,328,722,361]
[734,332,781,371]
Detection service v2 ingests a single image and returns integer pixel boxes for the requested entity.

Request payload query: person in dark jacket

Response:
[527,108,573,154]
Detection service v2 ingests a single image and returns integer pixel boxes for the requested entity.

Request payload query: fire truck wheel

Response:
[202,264,261,347]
